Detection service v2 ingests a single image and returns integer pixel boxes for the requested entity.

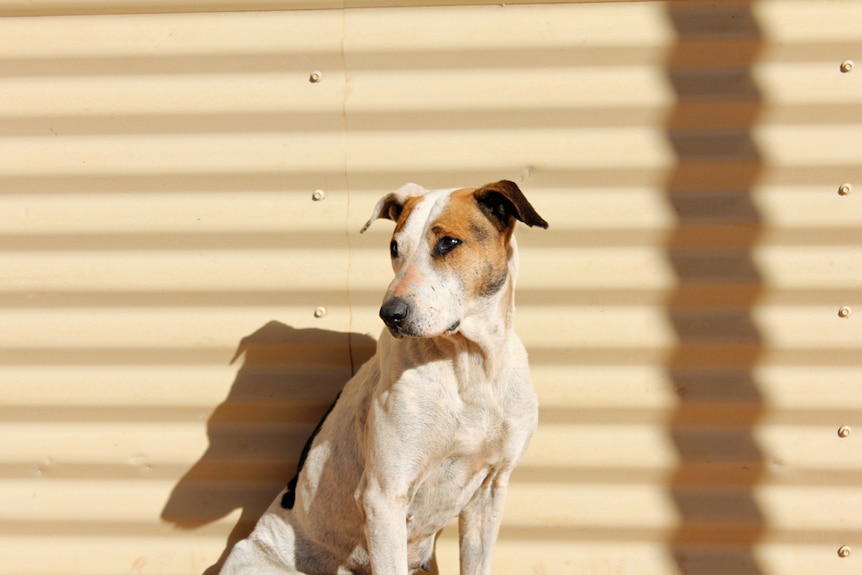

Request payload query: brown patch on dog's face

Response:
[428,188,510,301]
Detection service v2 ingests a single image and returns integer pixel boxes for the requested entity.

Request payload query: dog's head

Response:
[361,180,548,338]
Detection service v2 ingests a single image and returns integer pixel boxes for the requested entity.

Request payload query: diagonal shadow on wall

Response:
[663,3,767,574]
[161,321,375,575]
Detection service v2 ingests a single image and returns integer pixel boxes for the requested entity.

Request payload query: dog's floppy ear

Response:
[474,180,549,231]
[360,182,427,233]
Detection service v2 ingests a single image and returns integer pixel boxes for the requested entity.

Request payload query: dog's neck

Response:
[452,270,516,381]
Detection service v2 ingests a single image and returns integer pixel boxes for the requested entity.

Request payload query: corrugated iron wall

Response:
[1,1,861,574]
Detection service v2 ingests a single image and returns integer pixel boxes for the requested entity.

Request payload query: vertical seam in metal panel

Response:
[339,7,363,375]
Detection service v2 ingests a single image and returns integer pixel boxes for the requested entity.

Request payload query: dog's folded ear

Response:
[474,180,549,231]
[360,182,428,233]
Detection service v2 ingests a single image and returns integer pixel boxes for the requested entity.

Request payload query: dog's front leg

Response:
[359,391,425,575]
[361,472,411,575]
[457,471,510,575]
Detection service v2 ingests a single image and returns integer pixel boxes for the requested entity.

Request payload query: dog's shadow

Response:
[161,320,377,575]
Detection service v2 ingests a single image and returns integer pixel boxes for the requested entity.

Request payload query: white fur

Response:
[220,184,539,575]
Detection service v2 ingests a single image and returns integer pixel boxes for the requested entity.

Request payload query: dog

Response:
[220,180,548,575]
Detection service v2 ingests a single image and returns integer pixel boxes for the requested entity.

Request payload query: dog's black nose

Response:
[379,298,409,329]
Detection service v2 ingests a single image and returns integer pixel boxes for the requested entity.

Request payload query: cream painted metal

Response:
[1,2,861,574]
[0,0,643,17]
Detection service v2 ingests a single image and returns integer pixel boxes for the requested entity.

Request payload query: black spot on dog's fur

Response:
[281,391,342,509]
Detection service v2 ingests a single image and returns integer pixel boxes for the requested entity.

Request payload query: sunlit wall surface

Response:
[1,2,860,574]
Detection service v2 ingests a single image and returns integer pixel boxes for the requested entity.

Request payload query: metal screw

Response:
[312,189,326,202]
[313,306,327,319]
[309,70,323,83]
[839,183,853,196]
[839,306,852,318]
[840,60,855,73]
[838,545,852,558]
[838,425,852,438]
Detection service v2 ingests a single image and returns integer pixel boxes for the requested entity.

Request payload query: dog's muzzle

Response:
[379,297,461,338]
[379,297,410,336]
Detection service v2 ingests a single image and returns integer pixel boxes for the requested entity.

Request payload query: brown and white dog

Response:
[220,180,548,575]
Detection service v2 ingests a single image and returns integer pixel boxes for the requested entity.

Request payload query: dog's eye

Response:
[390,240,399,259]
[435,236,461,256]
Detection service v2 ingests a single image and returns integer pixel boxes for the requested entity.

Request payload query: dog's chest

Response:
[406,404,505,528]
[449,399,506,458]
